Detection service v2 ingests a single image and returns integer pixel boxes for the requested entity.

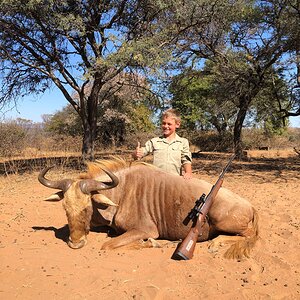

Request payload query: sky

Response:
[1,89,66,123]
[1,90,300,128]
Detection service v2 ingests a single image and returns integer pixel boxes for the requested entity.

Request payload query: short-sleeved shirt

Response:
[141,134,192,175]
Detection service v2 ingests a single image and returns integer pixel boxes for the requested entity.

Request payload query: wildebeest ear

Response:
[92,194,118,206]
[44,191,64,202]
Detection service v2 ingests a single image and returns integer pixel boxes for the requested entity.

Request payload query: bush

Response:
[0,121,27,157]
[242,127,300,149]
[187,130,234,152]
[1,117,299,160]
[0,120,82,159]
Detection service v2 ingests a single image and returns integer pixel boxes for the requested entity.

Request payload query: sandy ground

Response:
[0,151,299,300]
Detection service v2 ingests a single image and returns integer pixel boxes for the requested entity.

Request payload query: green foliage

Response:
[127,104,156,133]
[44,105,82,137]
[95,96,156,147]
[1,0,299,157]
[169,71,209,130]
[45,88,156,147]
[250,69,291,135]
[169,66,237,133]
[0,0,170,159]
[263,118,287,137]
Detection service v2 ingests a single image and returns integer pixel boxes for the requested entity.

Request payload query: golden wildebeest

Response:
[38,157,258,259]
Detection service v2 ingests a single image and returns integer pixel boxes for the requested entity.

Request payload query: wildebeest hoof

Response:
[143,238,162,248]
[101,240,116,250]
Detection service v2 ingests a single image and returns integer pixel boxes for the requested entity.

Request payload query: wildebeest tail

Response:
[224,208,259,259]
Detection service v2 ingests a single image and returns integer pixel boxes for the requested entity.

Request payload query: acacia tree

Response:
[169,67,238,135]
[155,0,300,154]
[0,0,167,160]
[45,71,156,147]
[276,0,300,119]
[170,63,290,136]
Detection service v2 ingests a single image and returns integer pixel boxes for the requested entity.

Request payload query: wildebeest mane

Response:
[79,156,155,179]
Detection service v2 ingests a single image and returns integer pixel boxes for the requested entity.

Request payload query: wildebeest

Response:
[38,157,259,259]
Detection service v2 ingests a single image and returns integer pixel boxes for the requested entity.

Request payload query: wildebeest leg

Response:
[101,228,159,250]
[119,238,163,250]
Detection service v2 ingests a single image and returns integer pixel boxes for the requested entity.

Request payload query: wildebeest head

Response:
[38,165,119,249]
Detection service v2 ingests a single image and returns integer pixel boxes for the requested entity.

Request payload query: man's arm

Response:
[181,138,192,179]
[182,163,192,179]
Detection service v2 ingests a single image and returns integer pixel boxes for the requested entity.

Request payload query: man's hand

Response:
[183,172,193,180]
[182,163,193,180]
[133,142,143,160]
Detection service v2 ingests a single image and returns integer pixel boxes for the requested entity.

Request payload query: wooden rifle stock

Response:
[171,154,235,260]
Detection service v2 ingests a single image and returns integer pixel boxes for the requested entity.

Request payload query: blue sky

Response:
[2,89,66,123]
[1,90,300,128]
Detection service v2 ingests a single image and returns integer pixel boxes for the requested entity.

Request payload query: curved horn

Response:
[38,166,73,192]
[79,167,119,194]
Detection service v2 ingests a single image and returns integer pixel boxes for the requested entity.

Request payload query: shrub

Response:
[0,121,26,157]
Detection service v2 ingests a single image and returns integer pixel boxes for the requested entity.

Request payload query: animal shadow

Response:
[32,225,70,243]
[90,225,117,237]
[32,225,114,244]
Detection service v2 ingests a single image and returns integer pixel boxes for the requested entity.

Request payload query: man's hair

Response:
[162,108,181,123]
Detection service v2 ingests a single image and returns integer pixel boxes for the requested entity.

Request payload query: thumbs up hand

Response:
[133,142,143,160]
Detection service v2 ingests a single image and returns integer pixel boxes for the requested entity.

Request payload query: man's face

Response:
[161,116,180,137]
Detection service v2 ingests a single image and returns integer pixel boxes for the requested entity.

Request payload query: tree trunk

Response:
[80,100,97,162]
[82,122,96,161]
[81,75,103,161]
[233,98,250,156]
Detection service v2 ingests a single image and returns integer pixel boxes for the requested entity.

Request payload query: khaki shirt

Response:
[141,134,192,175]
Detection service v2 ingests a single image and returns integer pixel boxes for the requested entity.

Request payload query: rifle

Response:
[171,154,236,260]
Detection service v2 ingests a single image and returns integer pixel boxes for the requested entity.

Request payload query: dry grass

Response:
[0,150,82,163]
[244,148,298,159]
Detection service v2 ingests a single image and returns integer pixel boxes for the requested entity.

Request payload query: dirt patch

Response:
[0,151,299,299]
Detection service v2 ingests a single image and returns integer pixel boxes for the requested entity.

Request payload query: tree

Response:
[252,69,291,133]
[2,1,298,158]
[169,66,237,135]
[45,71,156,147]
[276,0,300,118]
[0,0,166,160]
[169,60,291,147]
[159,0,299,154]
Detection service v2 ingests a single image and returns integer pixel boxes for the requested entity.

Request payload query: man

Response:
[132,108,192,179]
